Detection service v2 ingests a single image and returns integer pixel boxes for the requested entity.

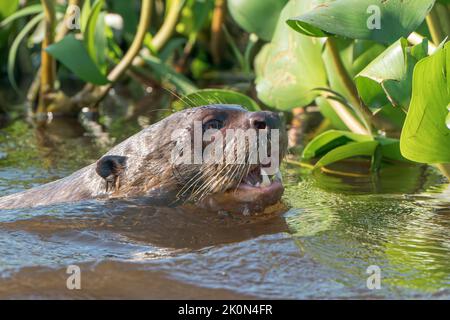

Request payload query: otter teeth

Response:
[260,168,272,188]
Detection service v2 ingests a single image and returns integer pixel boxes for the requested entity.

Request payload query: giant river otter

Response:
[0,105,287,214]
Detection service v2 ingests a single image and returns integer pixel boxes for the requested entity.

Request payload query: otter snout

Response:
[247,111,282,131]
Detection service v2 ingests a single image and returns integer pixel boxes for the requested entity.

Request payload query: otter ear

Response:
[96,155,127,192]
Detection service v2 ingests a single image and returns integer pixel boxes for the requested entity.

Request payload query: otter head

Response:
[95,105,287,214]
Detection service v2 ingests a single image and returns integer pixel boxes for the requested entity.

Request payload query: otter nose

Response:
[248,111,280,130]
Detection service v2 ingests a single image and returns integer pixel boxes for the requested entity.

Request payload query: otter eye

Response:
[203,119,223,131]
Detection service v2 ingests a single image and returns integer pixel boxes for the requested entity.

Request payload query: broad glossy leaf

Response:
[314,141,379,169]
[400,43,450,164]
[315,97,349,131]
[287,0,435,44]
[172,89,261,111]
[254,0,327,110]
[302,130,373,160]
[355,38,427,111]
[46,34,109,85]
[227,0,288,41]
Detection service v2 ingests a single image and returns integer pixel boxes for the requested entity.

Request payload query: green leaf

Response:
[400,42,450,164]
[7,12,44,91]
[352,40,386,75]
[46,34,109,85]
[315,97,349,131]
[227,0,288,41]
[83,0,105,71]
[80,0,92,33]
[254,0,327,110]
[0,3,41,28]
[0,0,18,19]
[287,0,435,44]
[302,130,373,160]
[172,89,261,111]
[355,38,427,111]
[142,55,198,95]
[314,141,379,169]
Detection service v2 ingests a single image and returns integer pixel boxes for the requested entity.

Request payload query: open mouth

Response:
[197,165,285,214]
[238,165,283,189]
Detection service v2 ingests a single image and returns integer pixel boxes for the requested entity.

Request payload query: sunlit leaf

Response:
[227,0,288,41]
[254,0,327,110]
[302,130,373,160]
[287,0,435,45]
[355,38,426,111]
[400,43,450,164]
[315,97,349,131]
[314,141,379,169]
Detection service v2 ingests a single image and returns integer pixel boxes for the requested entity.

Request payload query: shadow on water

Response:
[0,102,449,299]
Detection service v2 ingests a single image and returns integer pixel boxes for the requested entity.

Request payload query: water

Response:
[0,117,449,299]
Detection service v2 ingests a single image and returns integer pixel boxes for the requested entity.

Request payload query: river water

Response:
[0,114,449,299]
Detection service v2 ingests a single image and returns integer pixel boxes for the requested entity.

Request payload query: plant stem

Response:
[70,0,152,109]
[28,0,80,108]
[325,98,369,135]
[426,4,446,45]
[210,0,226,65]
[105,0,152,84]
[37,0,56,114]
[151,0,182,52]
[325,37,373,131]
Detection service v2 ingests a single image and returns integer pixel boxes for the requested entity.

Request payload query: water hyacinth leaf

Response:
[172,89,261,111]
[400,43,450,164]
[286,0,435,45]
[315,97,349,131]
[355,38,426,111]
[227,0,288,41]
[46,34,109,85]
[373,103,407,129]
[352,40,386,75]
[254,0,327,110]
[302,130,373,160]
[314,141,379,169]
